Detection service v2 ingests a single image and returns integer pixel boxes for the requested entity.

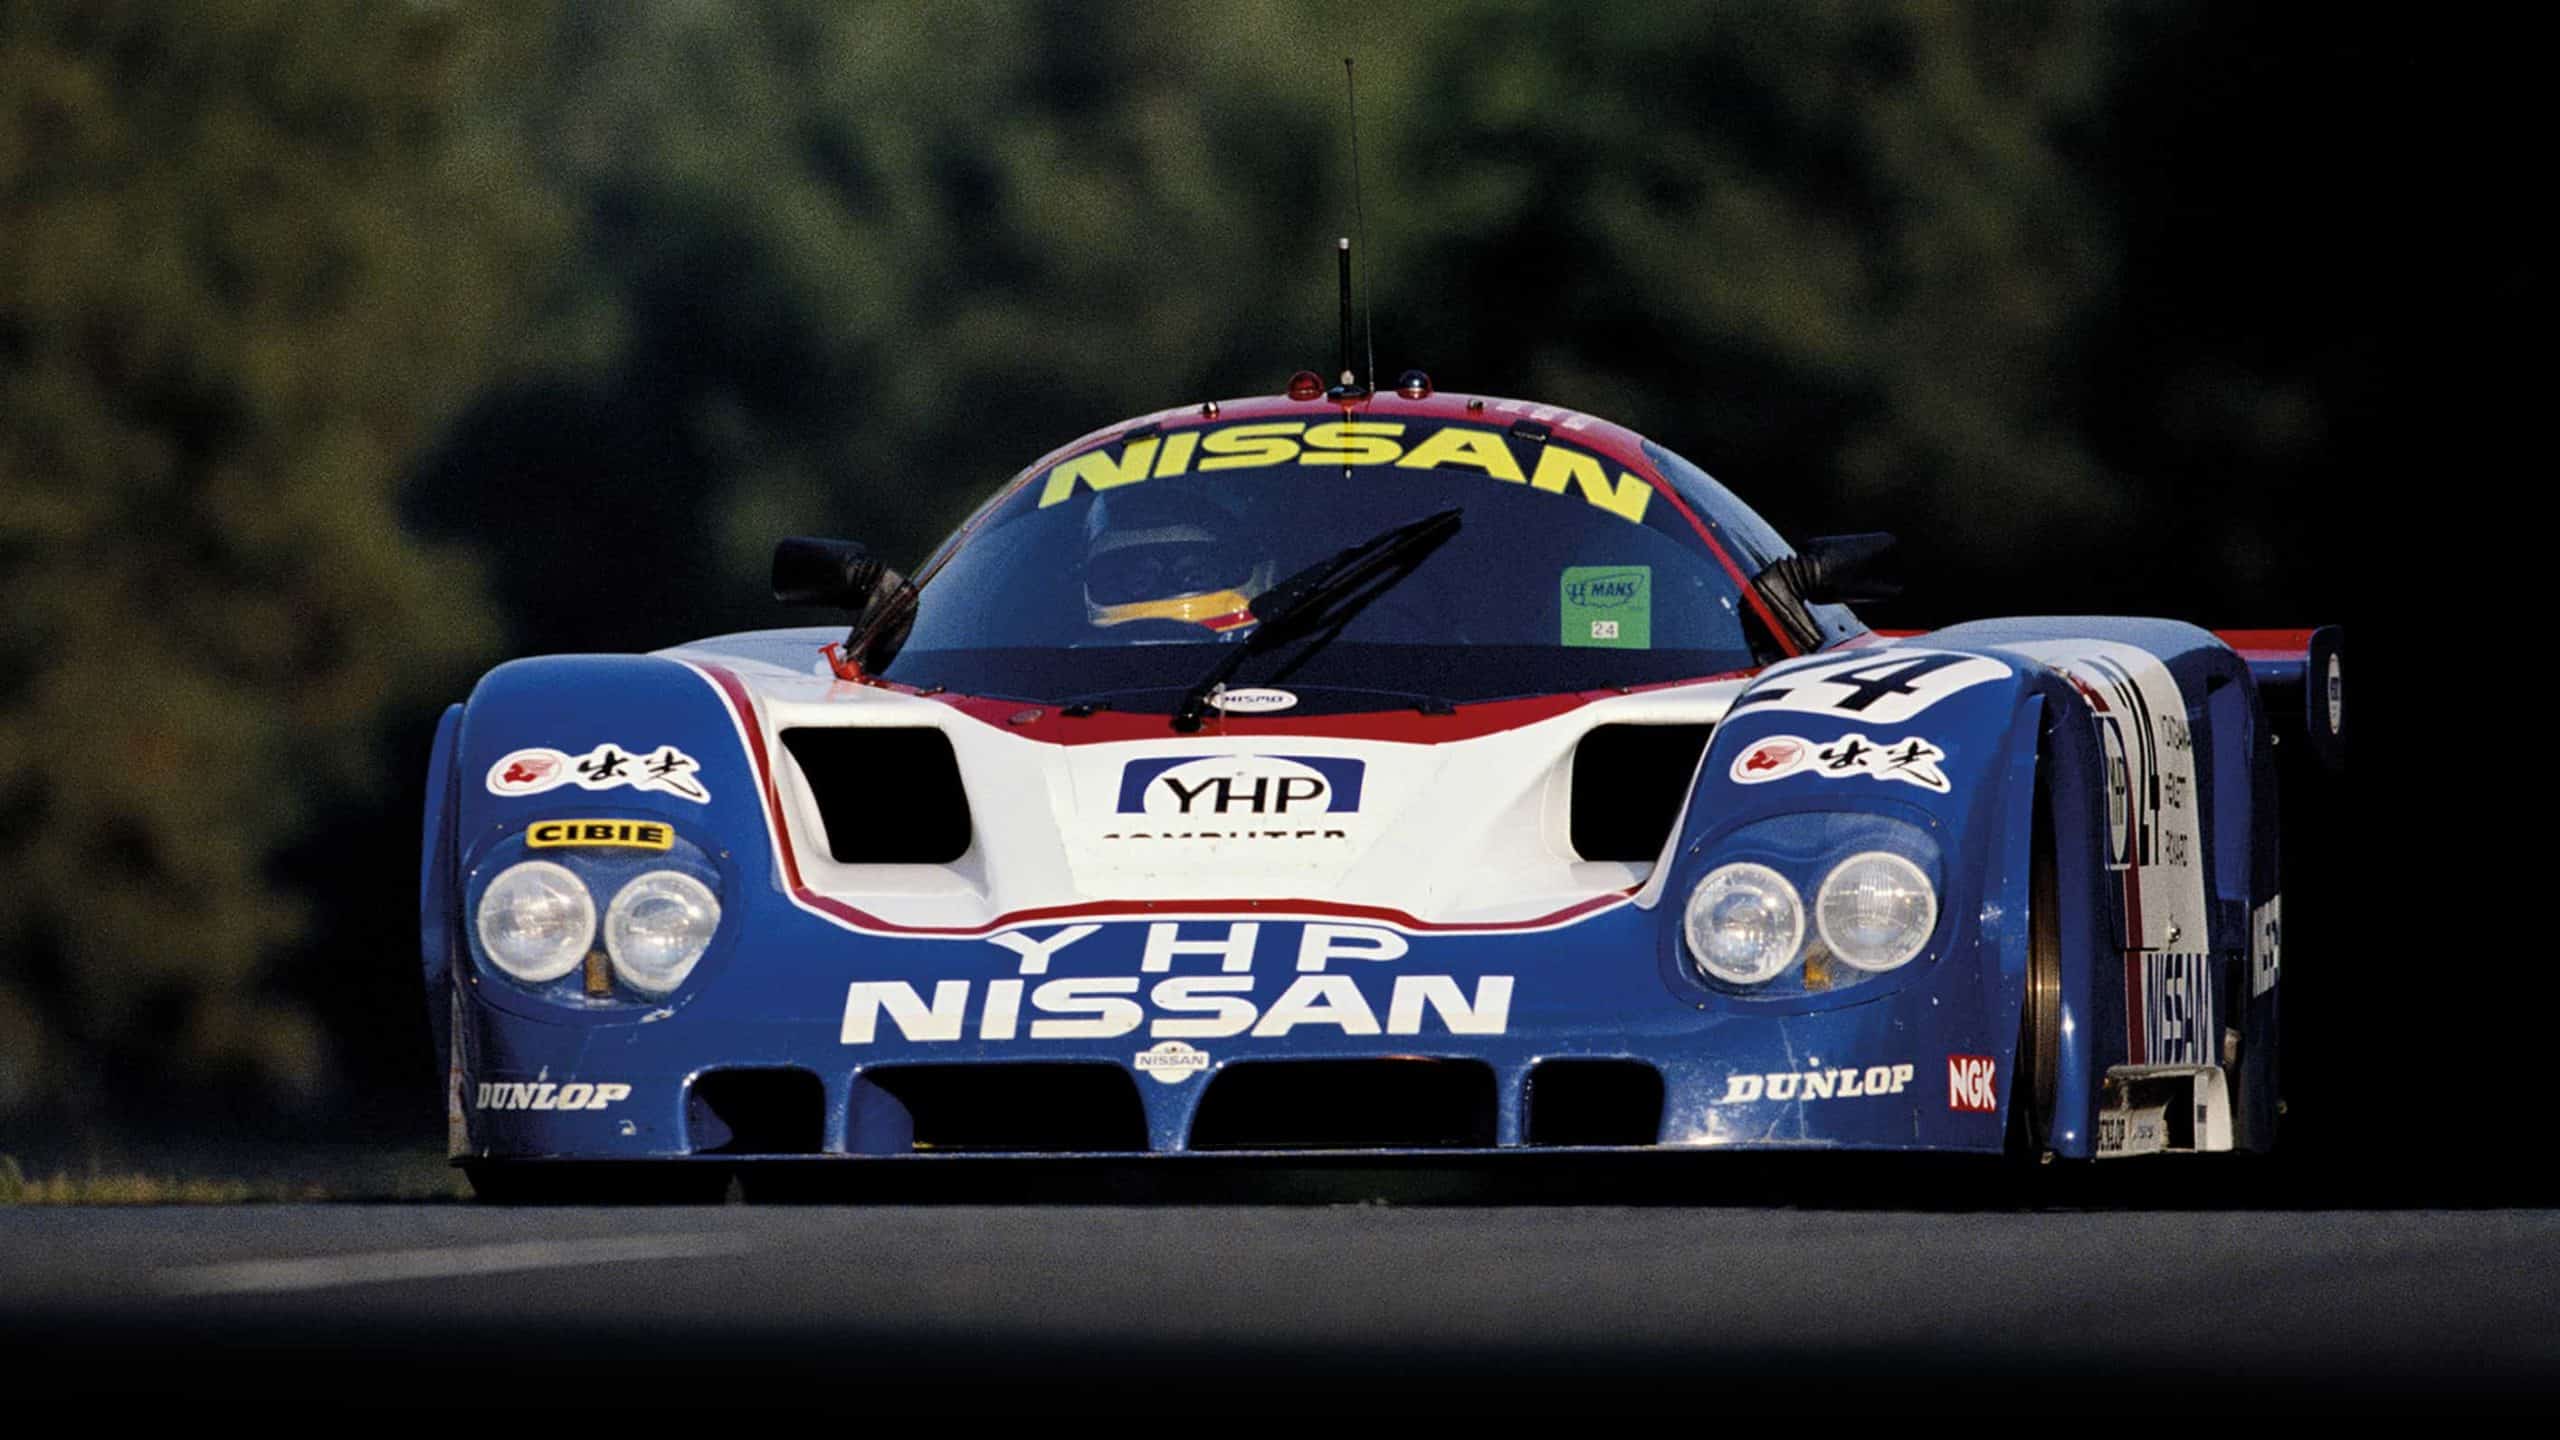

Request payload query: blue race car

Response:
[423,374,2340,1200]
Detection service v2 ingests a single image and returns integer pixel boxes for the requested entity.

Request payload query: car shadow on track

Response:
[471,1150,2556,1210]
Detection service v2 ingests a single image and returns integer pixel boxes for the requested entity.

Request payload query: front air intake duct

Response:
[1570,723,1714,862]
[779,727,972,863]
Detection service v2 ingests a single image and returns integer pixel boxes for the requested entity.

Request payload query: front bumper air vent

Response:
[1188,1059,1498,1150]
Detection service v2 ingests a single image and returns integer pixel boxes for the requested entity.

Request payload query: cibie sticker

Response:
[527,819,674,851]
[1731,648,2010,725]
[487,744,710,804]
[1210,686,1298,714]
[1728,732,1950,793]
[1135,1040,1209,1084]
[1561,565,1650,649]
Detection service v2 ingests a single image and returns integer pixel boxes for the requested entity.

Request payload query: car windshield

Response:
[879,416,1762,710]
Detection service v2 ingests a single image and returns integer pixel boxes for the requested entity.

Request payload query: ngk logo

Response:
[1116,754,1366,816]
[1948,1055,1998,1113]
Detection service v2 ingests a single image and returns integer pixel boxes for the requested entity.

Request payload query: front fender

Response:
[1678,644,2122,1155]
[446,654,780,1024]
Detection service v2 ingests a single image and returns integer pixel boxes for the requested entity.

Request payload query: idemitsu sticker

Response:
[489,749,569,794]
[1730,736,1809,781]
[1561,565,1650,649]
[486,743,711,803]
[1729,732,1949,793]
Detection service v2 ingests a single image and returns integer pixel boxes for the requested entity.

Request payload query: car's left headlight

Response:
[1683,862,1805,985]
[1815,850,1937,972]
[602,870,722,995]
[476,861,596,984]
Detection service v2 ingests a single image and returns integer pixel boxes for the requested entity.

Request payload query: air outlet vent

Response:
[1570,723,1713,862]
[848,1064,1148,1154]
[686,1068,825,1155]
[1189,1060,1497,1150]
[1526,1059,1663,1146]
[780,727,971,863]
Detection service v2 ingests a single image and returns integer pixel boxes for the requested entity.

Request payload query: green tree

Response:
[424,0,2119,659]
[0,1,563,1118]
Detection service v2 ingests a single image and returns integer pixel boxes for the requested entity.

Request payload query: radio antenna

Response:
[1343,56,1375,393]
[1336,237,1357,391]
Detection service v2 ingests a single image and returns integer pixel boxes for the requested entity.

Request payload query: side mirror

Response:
[773,536,919,674]
[1791,532,1901,606]
[774,536,891,608]
[1750,532,1901,656]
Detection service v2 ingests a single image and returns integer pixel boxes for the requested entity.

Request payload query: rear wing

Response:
[2216,627,2345,771]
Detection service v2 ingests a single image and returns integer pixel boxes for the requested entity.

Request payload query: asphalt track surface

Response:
[6,1159,2559,1413]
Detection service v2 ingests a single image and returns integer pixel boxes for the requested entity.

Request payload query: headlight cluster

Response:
[476,859,721,997]
[476,861,595,983]
[602,871,722,994]
[1683,863,1803,985]
[1815,852,1936,972]
[1680,820,1941,996]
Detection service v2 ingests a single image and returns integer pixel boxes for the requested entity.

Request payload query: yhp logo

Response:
[1116,754,1366,816]
[1563,570,1645,608]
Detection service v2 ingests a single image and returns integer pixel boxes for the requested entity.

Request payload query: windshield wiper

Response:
[1167,506,1463,732]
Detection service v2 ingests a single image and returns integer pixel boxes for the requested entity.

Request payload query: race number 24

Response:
[1732,649,2011,726]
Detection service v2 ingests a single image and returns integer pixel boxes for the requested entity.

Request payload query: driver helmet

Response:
[1082,486,1274,632]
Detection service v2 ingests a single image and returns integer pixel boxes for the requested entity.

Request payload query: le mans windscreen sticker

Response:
[1562,566,1650,648]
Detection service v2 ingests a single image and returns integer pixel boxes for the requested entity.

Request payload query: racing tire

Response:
[2007,776,2065,1162]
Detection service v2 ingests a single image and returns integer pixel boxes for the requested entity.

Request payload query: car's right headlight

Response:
[1683,862,1805,985]
[603,870,722,995]
[1815,850,1937,972]
[476,860,596,983]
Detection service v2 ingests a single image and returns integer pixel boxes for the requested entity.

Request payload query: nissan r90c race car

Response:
[423,368,2342,1200]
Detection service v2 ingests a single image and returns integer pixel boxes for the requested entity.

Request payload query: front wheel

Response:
[2008,779,2065,1160]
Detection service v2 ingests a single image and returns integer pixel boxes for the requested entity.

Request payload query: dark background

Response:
[0,2,2477,1181]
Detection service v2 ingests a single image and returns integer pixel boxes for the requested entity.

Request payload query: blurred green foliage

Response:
[0,1,563,1116]
[0,1,2360,1127]
[419,1,2125,653]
